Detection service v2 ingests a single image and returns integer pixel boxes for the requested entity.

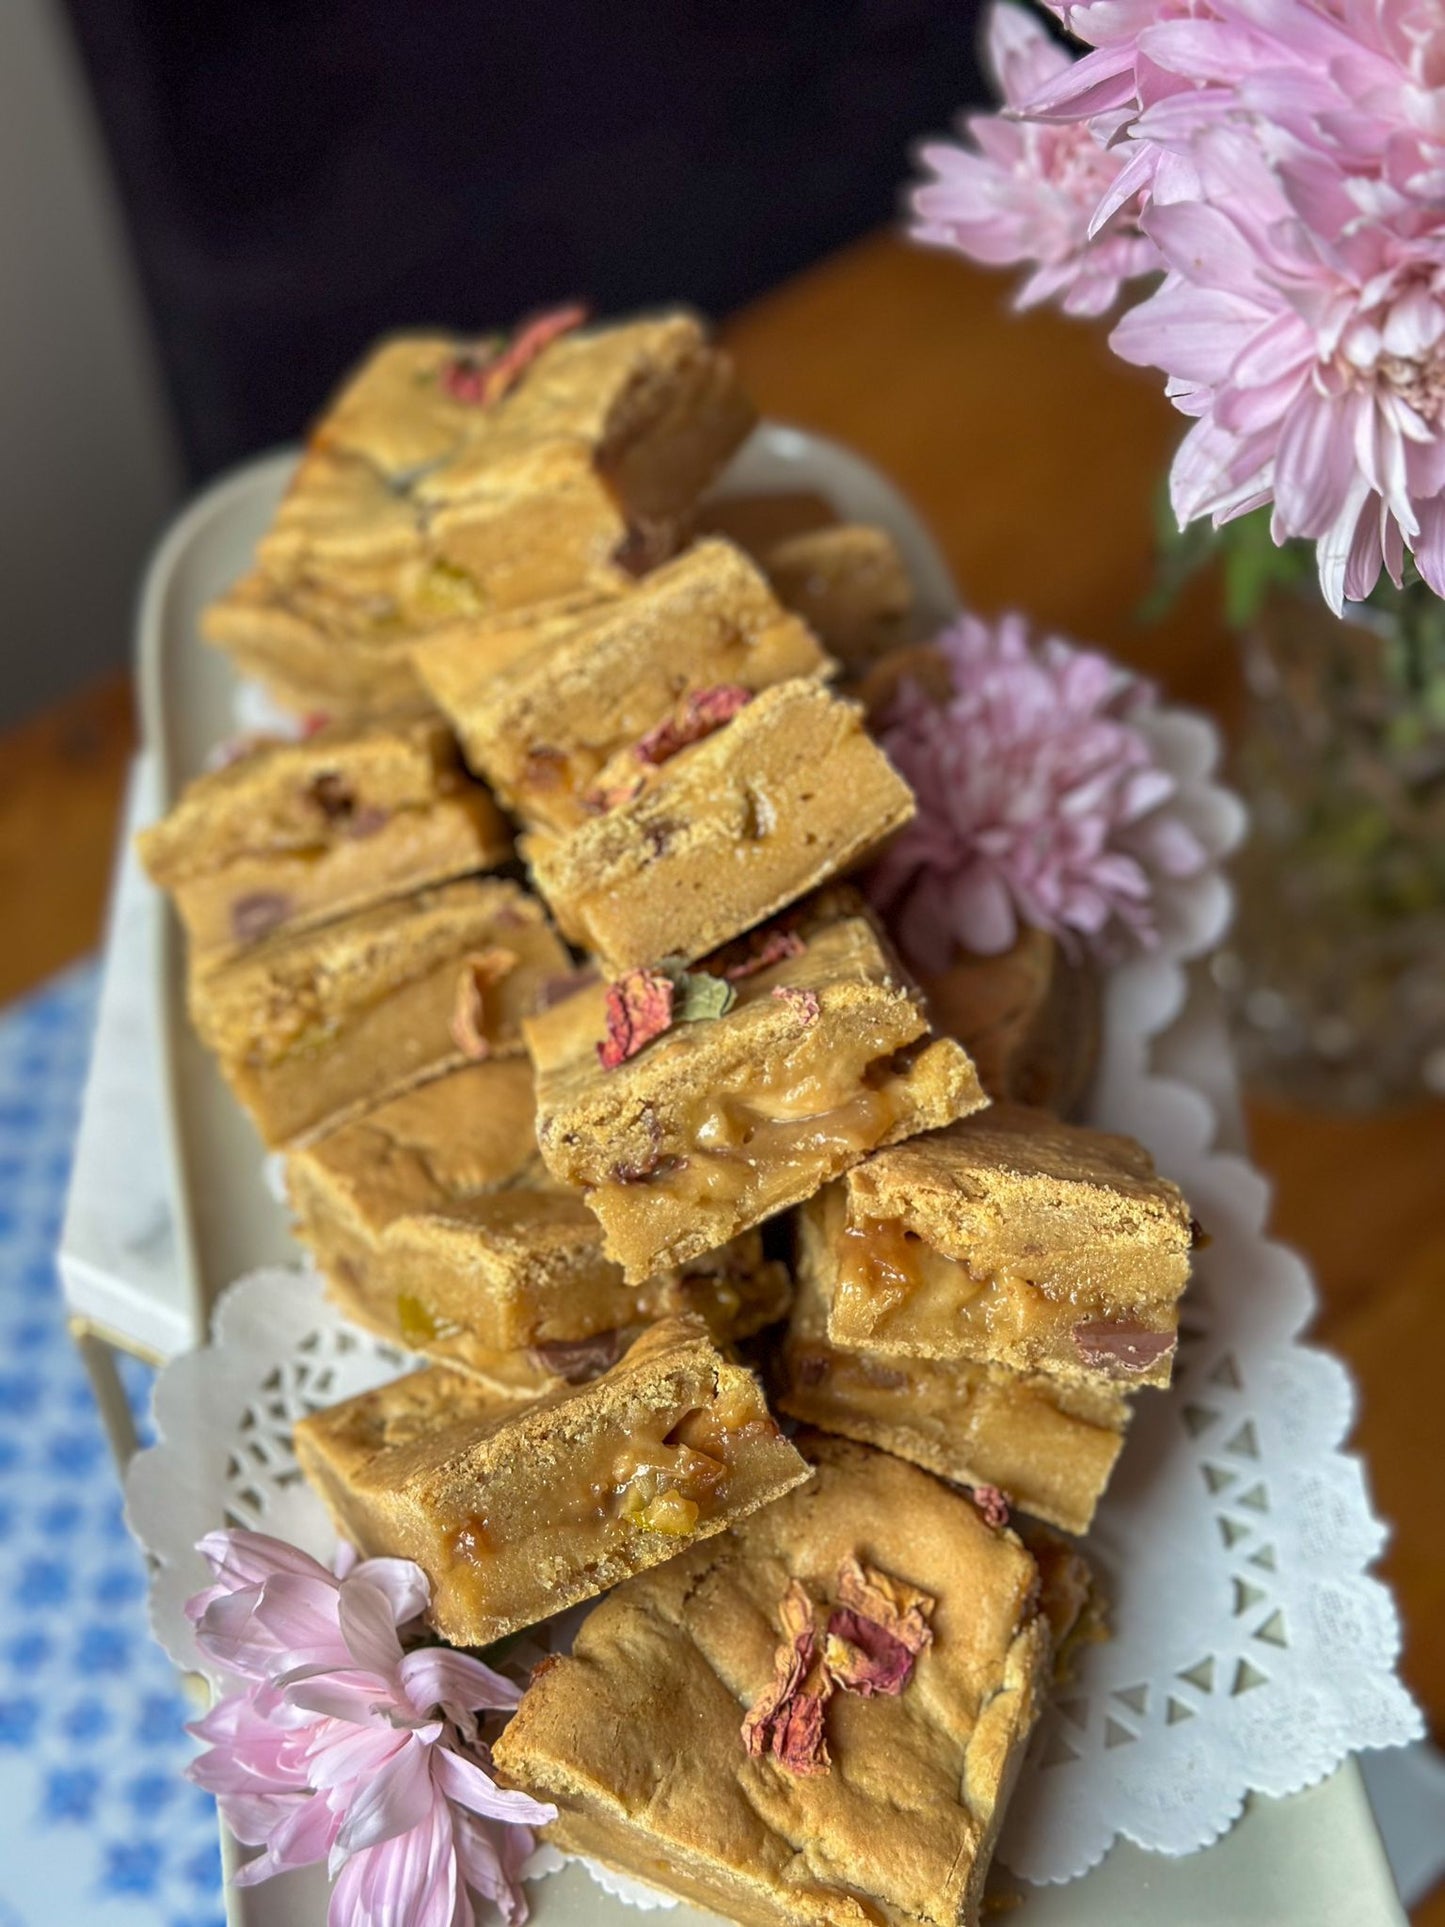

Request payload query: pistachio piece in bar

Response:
[828,1103,1195,1388]
[286,1059,791,1395]
[526,908,987,1284]
[492,1433,1054,1927]
[188,878,568,1148]
[780,1187,1131,1534]
[920,925,1102,1118]
[521,678,917,973]
[293,1317,810,1647]
[138,709,512,957]
[412,538,832,833]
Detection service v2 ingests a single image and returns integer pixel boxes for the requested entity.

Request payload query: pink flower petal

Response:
[433,1748,557,1828]
[349,1557,431,1628]
[400,1647,523,1721]
[334,1734,440,1858]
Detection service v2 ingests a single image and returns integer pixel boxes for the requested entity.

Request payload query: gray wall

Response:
[0,0,181,728]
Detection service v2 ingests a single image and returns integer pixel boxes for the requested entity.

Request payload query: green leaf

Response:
[654,956,736,1023]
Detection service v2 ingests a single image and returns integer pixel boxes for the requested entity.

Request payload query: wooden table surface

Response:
[5,230,1442,1912]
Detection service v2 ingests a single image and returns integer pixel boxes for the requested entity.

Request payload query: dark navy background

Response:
[64,0,989,478]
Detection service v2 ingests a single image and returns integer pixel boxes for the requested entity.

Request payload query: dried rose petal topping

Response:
[971,1484,1011,1530]
[1072,1319,1175,1377]
[823,1555,935,1699]
[300,712,332,740]
[442,304,587,407]
[450,948,519,1061]
[741,1581,832,1776]
[635,685,754,767]
[720,928,806,982]
[596,968,675,1069]
[771,984,820,1025]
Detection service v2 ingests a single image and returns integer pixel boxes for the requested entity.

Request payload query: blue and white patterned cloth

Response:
[0,967,223,1927]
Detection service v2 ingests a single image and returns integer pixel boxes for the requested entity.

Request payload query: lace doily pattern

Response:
[125,706,1420,1892]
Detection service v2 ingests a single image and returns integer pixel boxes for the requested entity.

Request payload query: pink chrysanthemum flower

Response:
[1112,122,1445,611]
[185,1529,554,1927]
[909,2,1159,317]
[868,612,1204,972]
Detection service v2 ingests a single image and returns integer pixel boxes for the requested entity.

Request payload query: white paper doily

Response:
[124,708,1421,1895]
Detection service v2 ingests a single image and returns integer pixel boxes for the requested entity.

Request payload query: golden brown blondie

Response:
[137,709,510,956]
[779,1187,1130,1534]
[827,1104,1195,1387]
[293,1318,810,1646]
[204,313,754,718]
[286,1059,790,1393]
[521,678,916,972]
[492,1432,1053,1927]
[756,523,914,673]
[526,908,987,1283]
[411,538,832,833]
[188,878,568,1146]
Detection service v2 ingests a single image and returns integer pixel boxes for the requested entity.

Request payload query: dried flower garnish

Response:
[441,304,587,407]
[771,985,820,1024]
[668,961,736,1024]
[596,959,735,1068]
[971,1484,1011,1530]
[635,684,754,767]
[300,711,332,739]
[823,1555,936,1699]
[450,948,519,1061]
[741,1580,833,1777]
[597,968,675,1068]
[719,928,806,982]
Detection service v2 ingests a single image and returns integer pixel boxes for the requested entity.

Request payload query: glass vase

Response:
[1216,579,1445,1109]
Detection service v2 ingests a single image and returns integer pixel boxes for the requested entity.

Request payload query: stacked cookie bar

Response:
[147,310,1198,1927]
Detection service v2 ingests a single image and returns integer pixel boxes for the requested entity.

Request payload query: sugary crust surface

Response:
[412,538,832,829]
[294,1319,809,1644]
[138,708,473,881]
[827,1106,1193,1387]
[199,571,429,719]
[781,1189,1130,1535]
[493,1434,1051,1927]
[188,878,567,1066]
[286,1058,543,1236]
[521,679,916,971]
[847,1103,1193,1297]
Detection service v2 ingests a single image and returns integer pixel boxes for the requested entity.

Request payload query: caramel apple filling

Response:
[591,1036,917,1241]
[832,1212,1174,1378]
[431,1376,779,1629]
